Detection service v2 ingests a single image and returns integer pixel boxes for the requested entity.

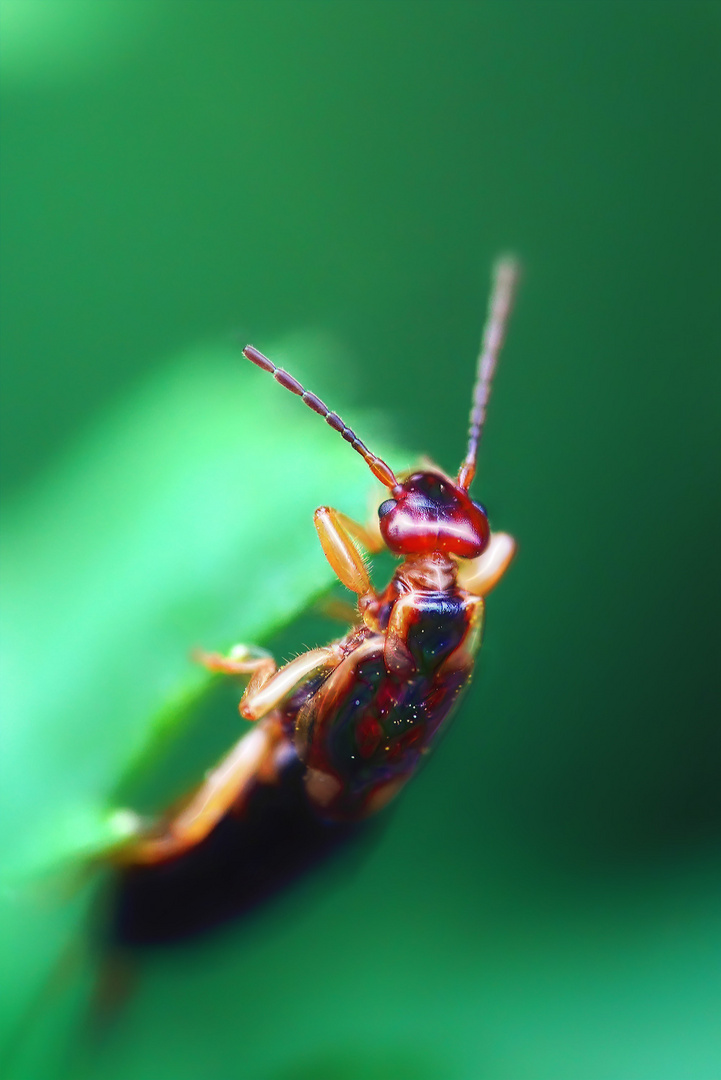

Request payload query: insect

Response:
[119,258,519,869]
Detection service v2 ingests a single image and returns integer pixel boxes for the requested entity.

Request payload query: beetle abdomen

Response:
[300,612,475,820]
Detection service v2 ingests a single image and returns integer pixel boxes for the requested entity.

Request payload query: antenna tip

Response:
[243,345,275,373]
[493,255,522,283]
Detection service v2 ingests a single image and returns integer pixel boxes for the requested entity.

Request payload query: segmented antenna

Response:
[457,257,520,491]
[243,345,399,490]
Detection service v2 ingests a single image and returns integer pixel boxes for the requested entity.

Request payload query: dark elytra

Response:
[110,750,370,946]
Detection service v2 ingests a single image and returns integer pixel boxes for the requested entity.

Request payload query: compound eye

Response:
[472,500,488,518]
[378,498,396,520]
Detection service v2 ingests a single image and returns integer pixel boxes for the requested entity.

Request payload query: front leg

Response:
[313,507,377,597]
[456,532,516,597]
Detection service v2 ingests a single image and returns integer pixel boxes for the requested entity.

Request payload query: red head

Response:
[378,472,489,558]
[243,257,518,560]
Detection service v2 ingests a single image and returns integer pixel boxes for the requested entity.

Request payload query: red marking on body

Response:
[355,715,383,758]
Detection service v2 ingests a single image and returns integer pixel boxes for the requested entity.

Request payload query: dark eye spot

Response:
[472,501,488,517]
[378,499,396,519]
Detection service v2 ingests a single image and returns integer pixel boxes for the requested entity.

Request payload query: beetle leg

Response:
[457,531,517,596]
[383,593,417,676]
[197,640,341,722]
[320,498,386,554]
[195,644,278,706]
[355,506,387,553]
[195,643,276,678]
[314,506,379,595]
[316,596,360,624]
[239,644,343,721]
[117,717,286,865]
[117,645,342,865]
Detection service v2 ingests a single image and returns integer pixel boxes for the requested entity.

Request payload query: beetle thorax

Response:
[397,551,458,593]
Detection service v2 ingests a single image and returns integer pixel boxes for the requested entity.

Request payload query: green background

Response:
[1,2,720,1078]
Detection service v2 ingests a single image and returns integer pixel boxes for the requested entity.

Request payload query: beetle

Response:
[119,258,519,869]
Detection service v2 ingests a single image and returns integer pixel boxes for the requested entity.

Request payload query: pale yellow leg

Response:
[239,644,342,720]
[119,641,344,864]
[348,506,386,553]
[199,639,342,721]
[316,596,360,625]
[195,642,272,674]
[195,643,279,713]
[314,506,377,596]
[457,532,517,596]
[118,718,283,865]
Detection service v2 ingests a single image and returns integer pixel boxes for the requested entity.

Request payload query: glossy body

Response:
[288,544,483,821]
[114,538,487,942]
[120,258,519,869]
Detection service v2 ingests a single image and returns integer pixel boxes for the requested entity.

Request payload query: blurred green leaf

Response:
[0,337,410,1074]
[0,0,157,86]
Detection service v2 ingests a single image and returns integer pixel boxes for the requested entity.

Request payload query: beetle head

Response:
[378,471,489,559]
